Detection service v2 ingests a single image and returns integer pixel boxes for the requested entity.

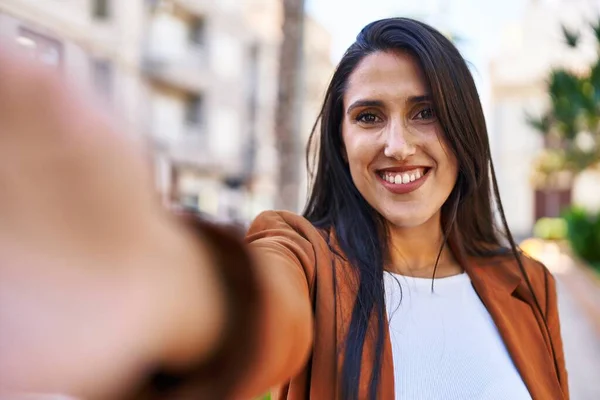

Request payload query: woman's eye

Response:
[415,107,435,120]
[356,112,381,124]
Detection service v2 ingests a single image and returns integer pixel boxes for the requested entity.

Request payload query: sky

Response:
[305,0,528,115]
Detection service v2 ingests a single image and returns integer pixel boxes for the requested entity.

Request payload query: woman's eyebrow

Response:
[407,94,432,104]
[346,94,432,115]
[346,99,384,114]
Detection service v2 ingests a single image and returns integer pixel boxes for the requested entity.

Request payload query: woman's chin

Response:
[379,207,440,230]
[383,215,429,229]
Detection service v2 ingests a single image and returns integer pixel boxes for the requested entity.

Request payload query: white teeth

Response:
[380,168,426,185]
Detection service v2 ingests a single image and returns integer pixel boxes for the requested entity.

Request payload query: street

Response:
[552,258,600,399]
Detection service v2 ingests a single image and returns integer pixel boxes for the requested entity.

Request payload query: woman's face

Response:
[342,51,458,228]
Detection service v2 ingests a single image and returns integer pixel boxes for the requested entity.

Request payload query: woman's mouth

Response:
[378,167,428,184]
[376,167,431,194]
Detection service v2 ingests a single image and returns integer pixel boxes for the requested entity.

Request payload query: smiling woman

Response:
[249,17,569,400]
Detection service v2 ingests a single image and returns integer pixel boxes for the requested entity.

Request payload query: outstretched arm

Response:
[0,45,313,399]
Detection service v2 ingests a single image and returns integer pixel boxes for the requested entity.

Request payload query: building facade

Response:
[145,0,333,220]
[144,0,253,220]
[0,0,334,222]
[0,0,146,133]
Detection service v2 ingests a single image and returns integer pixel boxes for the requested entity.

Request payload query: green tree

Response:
[527,19,600,187]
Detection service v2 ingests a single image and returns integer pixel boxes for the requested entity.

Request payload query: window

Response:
[93,0,111,20]
[91,59,113,100]
[185,94,204,127]
[16,28,63,69]
[189,17,206,46]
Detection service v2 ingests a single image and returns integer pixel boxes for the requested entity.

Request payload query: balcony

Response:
[142,46,208,93]
[145,0,208,15]
[152,125,224,171]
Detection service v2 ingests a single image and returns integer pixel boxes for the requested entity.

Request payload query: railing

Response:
[142,45,206,73]
[164,125,213,166]
[141,44,207,93]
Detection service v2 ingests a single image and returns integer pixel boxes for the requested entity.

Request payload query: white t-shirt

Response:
[384,271,532,400]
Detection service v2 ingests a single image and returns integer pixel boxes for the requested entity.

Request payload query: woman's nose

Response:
[383,123,416,161]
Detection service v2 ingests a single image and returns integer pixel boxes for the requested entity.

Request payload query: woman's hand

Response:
[0,45,225,399]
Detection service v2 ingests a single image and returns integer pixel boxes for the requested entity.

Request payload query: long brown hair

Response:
[303,17,556,400]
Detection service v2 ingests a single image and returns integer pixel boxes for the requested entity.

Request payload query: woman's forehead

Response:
[344,51,429,105]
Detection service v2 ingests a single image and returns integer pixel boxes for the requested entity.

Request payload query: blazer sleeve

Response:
[545,269,570,399]
[246,210,317,292]
[241,210,317,391]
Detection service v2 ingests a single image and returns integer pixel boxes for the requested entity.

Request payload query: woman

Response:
[244,18,568,399]
[0,18,567,400]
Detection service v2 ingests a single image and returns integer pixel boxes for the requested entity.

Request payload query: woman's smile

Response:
[376,167,431,195]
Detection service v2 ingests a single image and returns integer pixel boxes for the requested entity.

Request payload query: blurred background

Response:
[1,0,599,398]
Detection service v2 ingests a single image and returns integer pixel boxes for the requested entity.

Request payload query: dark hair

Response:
[303,17,556,400]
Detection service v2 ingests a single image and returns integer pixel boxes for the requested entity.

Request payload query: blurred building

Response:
[489,0,600,238]
[298,15,334,206]
[243,0,283,216]
[143,0,333,220]
[143,0,253,220]
[0,0,334,222]
[245,0,333,211]
[0,0,147,133]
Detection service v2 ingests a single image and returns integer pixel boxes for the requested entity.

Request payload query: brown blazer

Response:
[246,211,569,400]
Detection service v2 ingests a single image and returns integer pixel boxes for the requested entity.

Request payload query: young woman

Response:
[0,18,568,400]
[244,18,569,400]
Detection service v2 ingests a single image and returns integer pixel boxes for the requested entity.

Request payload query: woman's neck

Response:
[385,213,462,278]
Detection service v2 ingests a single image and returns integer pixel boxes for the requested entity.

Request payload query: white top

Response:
[384,271,532,400]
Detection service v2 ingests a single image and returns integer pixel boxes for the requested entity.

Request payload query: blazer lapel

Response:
[466,256,564,400]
